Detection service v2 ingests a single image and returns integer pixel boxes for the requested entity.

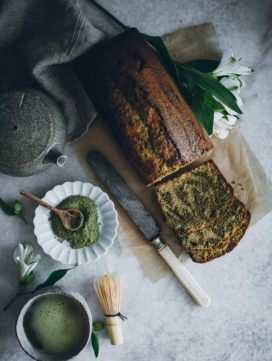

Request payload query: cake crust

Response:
[189,210,251,263]
[177,198,247,253]
[75,28,213,185]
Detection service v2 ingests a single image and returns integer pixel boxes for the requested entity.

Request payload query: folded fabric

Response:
[0,0,105,141]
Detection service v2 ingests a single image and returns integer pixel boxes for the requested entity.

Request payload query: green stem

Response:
[3,282,30,311]
[88,0,130,31]
[3,292,22,311]
[19,214,28,225]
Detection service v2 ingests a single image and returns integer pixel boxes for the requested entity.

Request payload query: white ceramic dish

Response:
[34,181,118,265]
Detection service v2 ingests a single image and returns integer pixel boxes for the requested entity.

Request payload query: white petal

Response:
[236,94,243,107]
[13,243,41,281]
[235,66,253,75]
[32,254,41,263]
[212,56,240,77]
[24,244,34,262]
[213,123,229,139]
[220,75,241,91]
[215,116,237,129]
[25,261,39,276]
[14,243,23,262]
[212,51,253,77]
[214,112,224,122]
[20,262,31,281]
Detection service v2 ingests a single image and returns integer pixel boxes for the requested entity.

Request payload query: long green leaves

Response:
[88,0,243,135]
[176,63,242,114]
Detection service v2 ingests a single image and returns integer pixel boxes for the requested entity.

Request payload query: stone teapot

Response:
[0,88,68,177]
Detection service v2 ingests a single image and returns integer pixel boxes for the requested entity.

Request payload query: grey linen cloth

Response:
[0,0,105,141]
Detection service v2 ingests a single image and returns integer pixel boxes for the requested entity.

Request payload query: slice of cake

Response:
[188,210,251,263]
[154,160,234,233]
[177,198,247,253]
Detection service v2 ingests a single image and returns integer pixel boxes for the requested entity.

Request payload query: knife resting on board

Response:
[87,151,211,308]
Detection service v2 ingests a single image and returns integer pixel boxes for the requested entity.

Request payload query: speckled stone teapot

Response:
[0,88,68,177]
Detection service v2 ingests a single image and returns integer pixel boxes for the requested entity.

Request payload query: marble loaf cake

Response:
[76,28,213,185]
[155,160,251,263]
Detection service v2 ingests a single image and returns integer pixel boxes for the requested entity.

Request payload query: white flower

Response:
[213,75,243,115]
[213,112,238,139]
[212,51,253,77]
[212,72,249,139]
[14,243,41,283]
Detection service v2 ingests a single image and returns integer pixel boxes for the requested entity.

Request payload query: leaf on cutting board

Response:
[91,332,99,358]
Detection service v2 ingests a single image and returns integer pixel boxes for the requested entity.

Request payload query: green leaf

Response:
[0,198,27,223]
[91,332,99,358]
[34,266,76,292]
[25,271,35,285]
[176,63,242,114]
[142,34,179,79]
[13,200,28,224]
[227,85,239,92]
[0,198,15,216]
[13,200,23,214]
[93,321,105,332]
[191,92,214,135]
[185,59,220,73]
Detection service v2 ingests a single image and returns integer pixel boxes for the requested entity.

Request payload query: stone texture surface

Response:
[1,0,272,360]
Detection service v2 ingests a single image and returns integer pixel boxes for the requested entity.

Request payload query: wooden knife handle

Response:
[151,237,211,308]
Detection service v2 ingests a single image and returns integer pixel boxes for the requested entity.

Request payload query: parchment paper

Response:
[71,23,272,281]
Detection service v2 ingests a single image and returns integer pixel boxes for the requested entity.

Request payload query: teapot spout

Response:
[44,149,68,168]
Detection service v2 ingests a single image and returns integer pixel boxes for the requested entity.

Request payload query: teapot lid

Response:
[0,88,59,171]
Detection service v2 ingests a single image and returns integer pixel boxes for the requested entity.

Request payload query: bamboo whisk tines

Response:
[93,275,125,346]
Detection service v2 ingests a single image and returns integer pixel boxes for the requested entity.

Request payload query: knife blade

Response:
[87,151,211,307]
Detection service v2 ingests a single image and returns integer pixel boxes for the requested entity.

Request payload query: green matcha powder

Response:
[50,195,99,249]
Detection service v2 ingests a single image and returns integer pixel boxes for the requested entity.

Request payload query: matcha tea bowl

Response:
[33,181,119,265]
[16,287,92,361]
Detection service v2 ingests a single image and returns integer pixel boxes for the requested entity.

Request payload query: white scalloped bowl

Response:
[33,181,119,265]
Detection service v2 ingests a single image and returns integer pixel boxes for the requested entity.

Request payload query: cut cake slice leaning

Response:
[154,160,234,234]
[189,210,251,263]
[177,198,247,253]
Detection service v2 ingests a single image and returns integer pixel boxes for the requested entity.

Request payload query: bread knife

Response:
[87,151,211,308]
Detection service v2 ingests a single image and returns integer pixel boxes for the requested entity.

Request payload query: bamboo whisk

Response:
[93,275,125,345]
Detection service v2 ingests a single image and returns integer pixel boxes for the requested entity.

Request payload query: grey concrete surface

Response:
[1,0,272,360]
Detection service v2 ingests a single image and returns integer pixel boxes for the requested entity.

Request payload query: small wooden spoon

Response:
[20,190,84,231]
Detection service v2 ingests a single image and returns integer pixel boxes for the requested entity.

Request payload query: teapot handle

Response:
[44,149,68,168]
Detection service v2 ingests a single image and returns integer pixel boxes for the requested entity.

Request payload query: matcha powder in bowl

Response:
[49,195,100,249]
[33,181,119,264]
